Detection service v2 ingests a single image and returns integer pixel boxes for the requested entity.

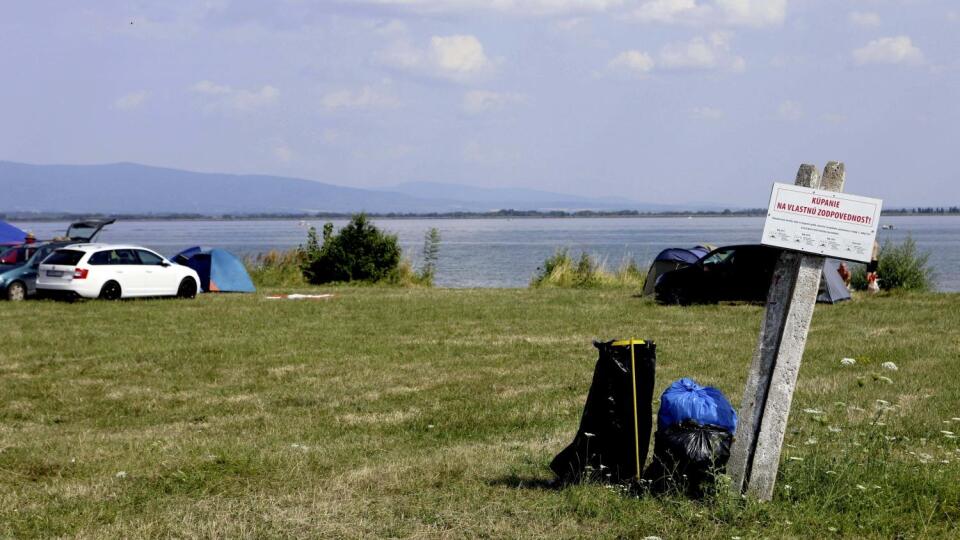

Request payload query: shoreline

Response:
[6,211,960,223]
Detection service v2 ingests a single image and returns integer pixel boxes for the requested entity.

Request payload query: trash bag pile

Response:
[550,340,656,484]
[643,378,737,497]
[551,343,738,499]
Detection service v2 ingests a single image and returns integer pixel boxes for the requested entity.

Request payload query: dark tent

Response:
[818,258,852,304]
[642,245,713,296]
[0,221,27,247]
[172,246,255,293]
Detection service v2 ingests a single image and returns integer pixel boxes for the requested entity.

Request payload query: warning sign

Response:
[761,182,882,263]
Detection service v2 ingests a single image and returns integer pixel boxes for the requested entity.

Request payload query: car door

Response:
[23,245,54,295]
[135,249,178,295]
[112,249,146,296]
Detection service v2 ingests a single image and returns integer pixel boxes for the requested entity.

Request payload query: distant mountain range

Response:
[0,160,696,215]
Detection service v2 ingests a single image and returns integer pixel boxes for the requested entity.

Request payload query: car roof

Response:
[55,243,156,252]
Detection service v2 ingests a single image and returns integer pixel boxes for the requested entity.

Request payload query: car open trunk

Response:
[66,219,115,242]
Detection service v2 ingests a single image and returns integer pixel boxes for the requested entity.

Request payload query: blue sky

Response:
[2,1,957,206]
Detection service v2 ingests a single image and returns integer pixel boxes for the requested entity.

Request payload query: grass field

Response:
[2,289,959,538]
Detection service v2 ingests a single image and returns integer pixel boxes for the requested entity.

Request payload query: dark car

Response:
[654,244,783,305]
[0,243,65,301]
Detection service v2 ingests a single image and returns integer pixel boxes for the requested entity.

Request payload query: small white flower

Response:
[828,527,838,532]
[69,458,76,464]
[427,424,435,429]
[840,357,856,366]
[881,361,898,371]
[115,471,127,479]
[805,437,818,445]
[584,432,596,438]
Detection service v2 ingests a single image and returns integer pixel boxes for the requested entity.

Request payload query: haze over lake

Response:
[16,216,959,291]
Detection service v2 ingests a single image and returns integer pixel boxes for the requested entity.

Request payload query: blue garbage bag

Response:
[657,378,737,433]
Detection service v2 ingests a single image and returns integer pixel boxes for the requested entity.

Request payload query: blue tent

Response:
[642,245,714,296]
[0,221,27,246]
[172,246,255,293]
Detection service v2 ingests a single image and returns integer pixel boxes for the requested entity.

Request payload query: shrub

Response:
[530,248,646,289]
[300,214,401,285]
[245,249,306,288]
[419,227,441,286]
[850,236,934,291]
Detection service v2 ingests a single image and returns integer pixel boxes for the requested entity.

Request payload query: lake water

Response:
[14,216,960,291]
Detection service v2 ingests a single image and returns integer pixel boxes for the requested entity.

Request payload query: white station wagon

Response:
[36,244,201,300]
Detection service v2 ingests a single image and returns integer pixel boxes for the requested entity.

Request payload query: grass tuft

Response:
[531,248,646,290]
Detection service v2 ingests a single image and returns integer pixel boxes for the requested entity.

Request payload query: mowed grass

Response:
[1,289,959,538]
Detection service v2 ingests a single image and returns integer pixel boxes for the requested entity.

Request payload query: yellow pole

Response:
[630,339,640,481]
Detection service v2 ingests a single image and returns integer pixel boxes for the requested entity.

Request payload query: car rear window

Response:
[88,250,112,265]
[43,249,85,266]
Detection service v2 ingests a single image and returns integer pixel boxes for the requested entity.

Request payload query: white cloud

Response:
[629,0,787,28]
[849,11,881,28]
[321,86,400,111]
[853,36,923,65]
[192,81,279,113]
[114,90,149,110]
[273,143,294,163]
[463,90,526,114]
[353,0,624,17]
[381,34,494,82]
[607,50,656,75]
[658,32,745,71]
[430,35,492,76]
[777,100,802,121]
[691,106,724,120]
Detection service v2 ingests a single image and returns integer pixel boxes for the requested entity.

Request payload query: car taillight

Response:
[73,268,89,279]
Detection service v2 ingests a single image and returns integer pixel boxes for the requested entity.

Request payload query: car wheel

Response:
[177,278,197,299]
[99,281,122,300]
[6,281,26,301]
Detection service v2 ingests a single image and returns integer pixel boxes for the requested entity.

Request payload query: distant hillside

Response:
[0,161,667,214]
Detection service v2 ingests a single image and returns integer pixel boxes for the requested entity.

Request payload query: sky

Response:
[1,0,958,207]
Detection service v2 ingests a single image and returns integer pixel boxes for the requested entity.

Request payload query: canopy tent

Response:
[642,245,714,296]
[818,258,852,304]
[172,246,255,293]
[0,221,28,246]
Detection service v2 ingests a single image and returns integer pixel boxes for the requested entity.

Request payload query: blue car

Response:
[0,243,64,301]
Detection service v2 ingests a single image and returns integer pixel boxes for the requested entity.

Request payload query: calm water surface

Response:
[15,216,960,291]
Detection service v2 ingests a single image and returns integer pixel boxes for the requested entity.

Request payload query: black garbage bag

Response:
[642,421,733,498]
[550,339,656,484]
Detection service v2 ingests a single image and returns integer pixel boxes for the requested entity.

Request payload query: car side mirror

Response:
[160,261,171,268]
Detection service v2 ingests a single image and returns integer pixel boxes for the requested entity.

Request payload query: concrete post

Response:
[728,162,846,500]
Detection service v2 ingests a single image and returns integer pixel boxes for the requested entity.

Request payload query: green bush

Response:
[530,248,646,289]
[245,249,306,288]
[850,236,934,291]
[300,214,401,285]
